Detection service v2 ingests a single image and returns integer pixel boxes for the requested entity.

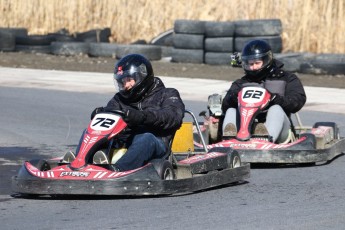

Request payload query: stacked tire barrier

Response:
[233,19,282,53]
[0,24,344,75]
[204,21,235,65]
[0,27,162,61]
[0,28,28,52]
[169,19,344,75]
[171,19,283,66]
[171,20,205,64]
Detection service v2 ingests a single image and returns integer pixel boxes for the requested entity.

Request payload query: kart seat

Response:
[171,122,194,153]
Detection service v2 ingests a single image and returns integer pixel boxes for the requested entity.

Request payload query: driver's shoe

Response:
[93,150,109,164]
[253,123,269,135]
[61,150,76,163]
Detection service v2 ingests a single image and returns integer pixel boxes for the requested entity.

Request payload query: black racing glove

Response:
[123,109,146,127]
[269,93,284,106]
[91,107,104,120]
[229,92,239,106]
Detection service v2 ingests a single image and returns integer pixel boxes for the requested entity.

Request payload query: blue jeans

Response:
[114,133,166,171]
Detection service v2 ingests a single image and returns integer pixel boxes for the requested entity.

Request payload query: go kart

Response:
[196,86,345,164]
[12,109,250,197]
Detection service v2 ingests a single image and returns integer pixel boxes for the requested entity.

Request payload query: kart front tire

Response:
[150,159,176,180]
[28,159,51,171]
[228,150,241,168]
[209,122,219,144]
[207,147,241,168]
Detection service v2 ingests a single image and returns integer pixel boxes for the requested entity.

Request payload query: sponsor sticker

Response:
[59,171,90,177]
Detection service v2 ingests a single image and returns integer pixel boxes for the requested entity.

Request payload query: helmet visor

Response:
[241,51,273,71]
[113,64,148,91]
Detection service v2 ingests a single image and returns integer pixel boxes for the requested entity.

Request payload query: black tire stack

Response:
[204,21,235,65]
[233,19,283,53]
[0,28,28,52]
[14,28,77,54]
[16,35,57,54]
[115,44,162,61]
[170,19,283,66]
[171,19,205,64]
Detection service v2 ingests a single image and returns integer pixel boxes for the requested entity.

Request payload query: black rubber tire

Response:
[173,33,204,49]
[228,149,241,168]
[75,28,111,43]
[47,33,77,42]
[234,19,282,36]
[15,45,51,54]
[205,21,235,37]
[161,46,173,57]
[174,19,205,34]
[234,36,282,53]
[15,35,56,46]
[207,147,241,168]
[171,48,204,64]
[310,54,345,75]
[208,120,219,143]
[313,122,339,139]
[88,42,119,57]
[116,44,162,60]
[28,159,51,171]
[0,27,28,37]
[204,52,233,65]
[0,31,15,51]
[150,159,175,180]
[274,53,305,72]
[51,42,89,56]
[204,37,233,52]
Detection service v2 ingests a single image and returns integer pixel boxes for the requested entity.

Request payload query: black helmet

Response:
[114,54,154,102]
[241,40,273,80]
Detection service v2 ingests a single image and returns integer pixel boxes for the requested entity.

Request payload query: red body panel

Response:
[236,87,271,140]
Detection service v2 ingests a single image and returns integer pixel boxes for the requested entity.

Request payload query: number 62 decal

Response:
[243,89,264,99]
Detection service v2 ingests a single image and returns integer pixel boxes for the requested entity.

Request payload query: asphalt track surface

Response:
[1,68,345,230]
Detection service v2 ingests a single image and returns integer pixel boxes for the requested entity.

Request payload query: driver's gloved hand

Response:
[229,92,239,105]
[91,107,104,120]
[124,108,146,127]
[269,93,284,106]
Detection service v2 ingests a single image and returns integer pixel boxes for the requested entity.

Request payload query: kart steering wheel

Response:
[103,108,125,116]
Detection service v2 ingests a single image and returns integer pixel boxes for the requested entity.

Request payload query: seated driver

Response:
[65,54,185,171]
[222,40,306,143]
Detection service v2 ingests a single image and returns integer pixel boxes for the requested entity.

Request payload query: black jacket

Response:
[222,59,306,116]
[106,77,185,148]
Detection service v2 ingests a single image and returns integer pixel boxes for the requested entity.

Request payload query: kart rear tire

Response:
[313,122,339,139]
[28,159,51,171]
[161,161,175,180]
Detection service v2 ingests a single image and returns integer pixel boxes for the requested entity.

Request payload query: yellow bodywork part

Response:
[171,122,195,153]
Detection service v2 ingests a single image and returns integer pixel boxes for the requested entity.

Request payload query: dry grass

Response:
[0,0,344,53]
